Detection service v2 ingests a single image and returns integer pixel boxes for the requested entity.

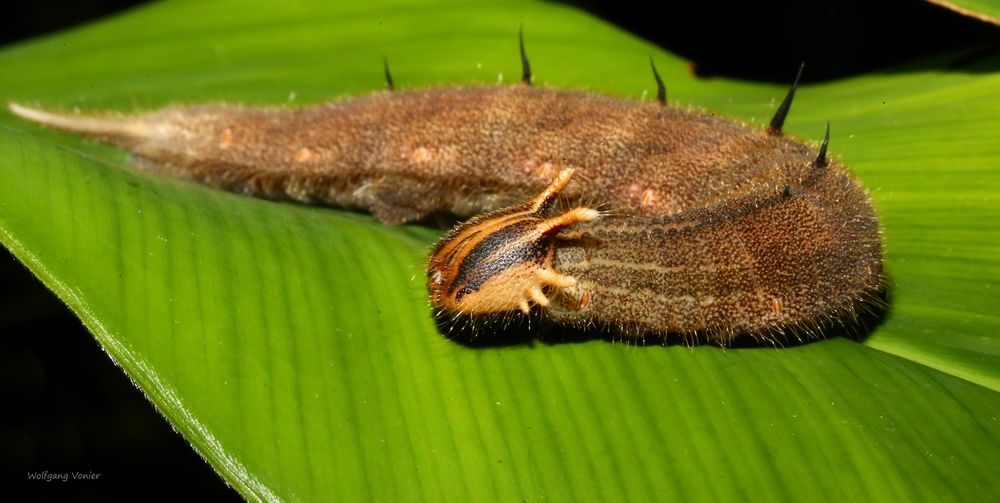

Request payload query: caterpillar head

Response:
[427,168,598,315]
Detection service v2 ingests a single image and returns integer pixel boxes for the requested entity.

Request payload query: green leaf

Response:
[2,0,998,501]
[927,0,1000,25]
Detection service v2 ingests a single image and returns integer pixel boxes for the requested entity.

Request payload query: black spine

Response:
[767,62,804,136]
[650,57,666,105]
[519,27,532,85]
[814,122,830,168]
[383,57,395,91]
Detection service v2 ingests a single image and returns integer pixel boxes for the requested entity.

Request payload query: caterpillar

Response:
[8,35,884,346]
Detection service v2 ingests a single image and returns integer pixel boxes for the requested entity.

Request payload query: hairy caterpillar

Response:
[8,37,884,345]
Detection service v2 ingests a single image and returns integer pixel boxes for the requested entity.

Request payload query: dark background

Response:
[2,1,998,501]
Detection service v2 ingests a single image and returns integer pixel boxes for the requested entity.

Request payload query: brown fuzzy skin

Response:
[9,84,884,344]
[549,166,883,345]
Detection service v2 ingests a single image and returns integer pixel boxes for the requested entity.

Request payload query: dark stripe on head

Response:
[448,219,548,297]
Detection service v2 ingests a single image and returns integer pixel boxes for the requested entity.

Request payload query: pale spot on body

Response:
[411,146,433,163]
[640,188,658,207]
[295,147,315,162]
[537,162,556,181]
[522,159,557,181]
[627,183,643,199]
[627,183,661,209]
[219,128,233,149]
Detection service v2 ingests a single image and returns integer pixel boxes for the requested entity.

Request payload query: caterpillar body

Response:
[8,51,884,345]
